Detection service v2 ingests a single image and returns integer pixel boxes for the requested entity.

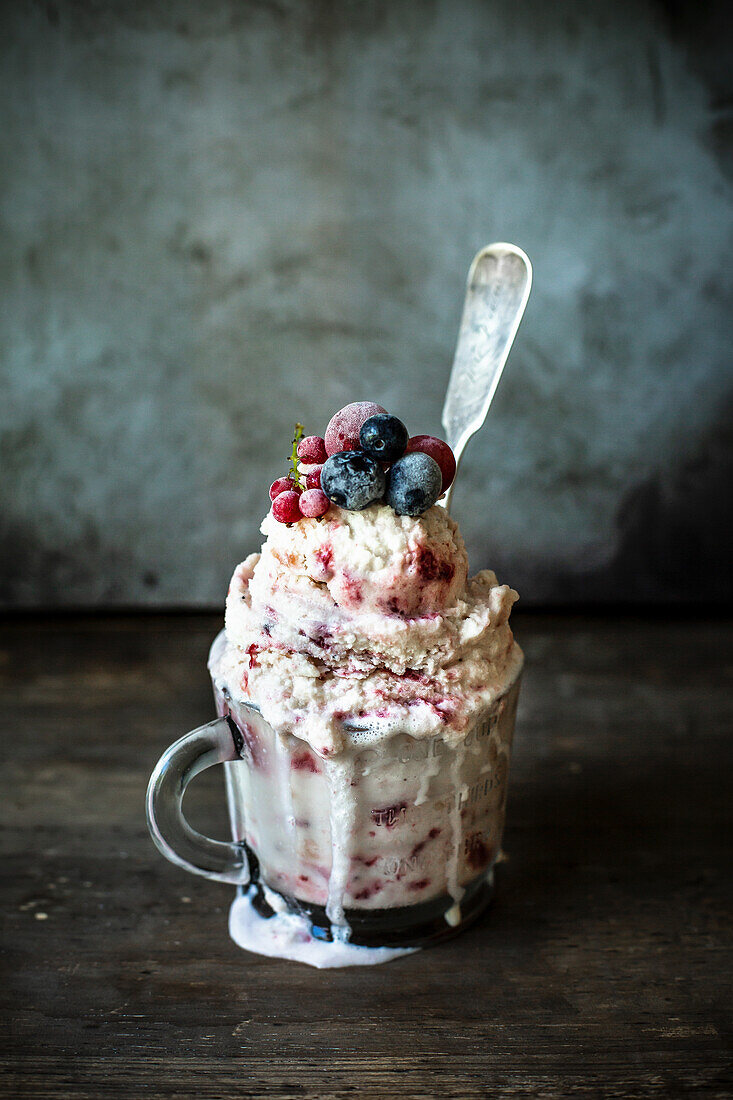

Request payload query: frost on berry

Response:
[324,402,386,456]
[269,476,300,500]
[296,435,328,464]
[405,435,456,492]
[306,465,323,489]
[299,488,330,518]
[272,490,303,524]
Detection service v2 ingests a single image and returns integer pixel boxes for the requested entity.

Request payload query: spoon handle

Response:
[441,243,532,513]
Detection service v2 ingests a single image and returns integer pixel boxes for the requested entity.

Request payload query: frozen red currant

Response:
[299,488,330,518]
[324,401,386,456]
[297,435,328,464]
[306,465,323,489]
[405,435,456,493]
[272,490,303,523]
[269,476,301,501]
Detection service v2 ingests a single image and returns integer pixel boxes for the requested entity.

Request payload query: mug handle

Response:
[146,715,252,884]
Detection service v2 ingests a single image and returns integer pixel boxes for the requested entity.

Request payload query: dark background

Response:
[2,0,732,609]
[2,8,732,1095]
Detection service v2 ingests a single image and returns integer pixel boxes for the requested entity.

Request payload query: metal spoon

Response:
[441,243,532,513]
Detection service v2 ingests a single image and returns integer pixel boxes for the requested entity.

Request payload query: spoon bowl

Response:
[442,243,532,513]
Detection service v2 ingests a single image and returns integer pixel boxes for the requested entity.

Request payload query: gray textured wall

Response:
[2,0,732,608]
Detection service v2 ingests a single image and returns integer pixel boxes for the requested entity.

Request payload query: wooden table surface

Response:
[1,613,731,1099]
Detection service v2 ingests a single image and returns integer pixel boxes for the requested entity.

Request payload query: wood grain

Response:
[1,614,731,1099]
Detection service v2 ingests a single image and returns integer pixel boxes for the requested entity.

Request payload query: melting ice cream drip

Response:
[415,749,443,806]
[229,886,417,968]
[445,743,467,927]
[277,730,296,835]
[323,754,357,942]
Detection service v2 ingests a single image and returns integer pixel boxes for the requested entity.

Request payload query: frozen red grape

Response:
[324,402,386,456]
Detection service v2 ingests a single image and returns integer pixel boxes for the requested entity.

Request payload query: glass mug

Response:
[146,632,522,950]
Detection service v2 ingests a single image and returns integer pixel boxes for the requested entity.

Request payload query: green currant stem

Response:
[289,423,305,489]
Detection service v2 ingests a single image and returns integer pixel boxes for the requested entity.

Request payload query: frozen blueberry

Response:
[359,414,409,463]
[405,435,456,493]
[385,452,442,516]
[321,451,386,510]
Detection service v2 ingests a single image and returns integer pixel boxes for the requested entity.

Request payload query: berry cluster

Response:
[268,424,331,524]
[269,404,456,524]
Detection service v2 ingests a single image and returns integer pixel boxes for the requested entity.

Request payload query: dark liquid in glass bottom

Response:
[244,845,494,949]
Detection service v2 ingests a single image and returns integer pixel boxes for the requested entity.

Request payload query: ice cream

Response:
[203,407,522,965]
[217,503,519,756]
